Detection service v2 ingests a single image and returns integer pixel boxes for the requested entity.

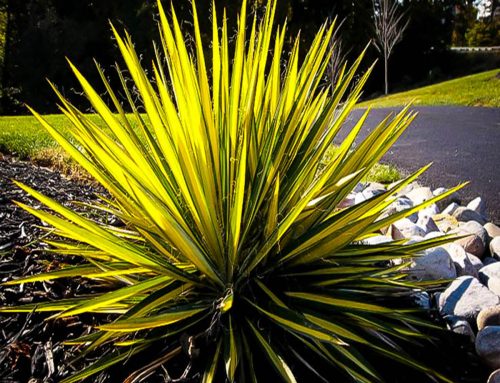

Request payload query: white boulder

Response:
[467,196,487,219]
[477,306,500,331]
[488,369,500,383]
[406,186,433,205]
[362,235,393,246]
[393,218,426,238]
[453,207,487,225]
[459,220,489,248]
[438,276,500,321]
[408,246,456,281]
[445,315,475,342]
[416,216,440,234]
[445,243,478,277]
[491,237,500,260]
[479,263,500,296]
[455,234,485,259]
[476,326,500,368]
[467,253,484,273]
[485,223,500,240]
[442,202,460,216]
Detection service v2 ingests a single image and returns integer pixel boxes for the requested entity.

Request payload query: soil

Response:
[0,155,490,383]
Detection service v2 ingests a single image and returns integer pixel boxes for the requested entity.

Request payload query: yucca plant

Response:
[1,0,464,381]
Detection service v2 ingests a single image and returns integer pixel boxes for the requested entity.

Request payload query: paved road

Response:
[336,106,500,223]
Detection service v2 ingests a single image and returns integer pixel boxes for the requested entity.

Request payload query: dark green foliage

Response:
[0,0,498,114]
[466,20,500,46]
[0,0,158,114]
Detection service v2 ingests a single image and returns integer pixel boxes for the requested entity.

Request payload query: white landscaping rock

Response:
[385,197,416,222]
[445,315,475,342]
[432,214,459,233]
[467,196,487,219]
[475,326,500,369]
[412,291,431,310]
[364,181,386,192]
[362,235,393,246]
[391,181,418,197]
[417,204,440,219]
[387,225,405,241]
[453,207,487,225]
[442,202,460,216]
[477,306,500,330]
[479,263,500,296]
[455,234,486,259]
[445,243,478,277]
[488,369,500,383]
[408,246,456,281]
[485,257,500,266]
[353,182,366,193]
[485,223,500,240]
[459,220,489,248]
[392,196,414,209]
[362,187,385,200]
[424,231,445,240]
[467,253,484,273]
[354,183,386,205]
[433,187,447,197]
[354,192,367,205]
[417,216,440,234]
[404,236,427,245]
[393,218,426,238]
[491,237,500,260]
[406,186,434,205]
[438,276,500,321]
[337,194,356,209]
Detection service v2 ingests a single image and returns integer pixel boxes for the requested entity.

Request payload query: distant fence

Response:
[451,46,500,53]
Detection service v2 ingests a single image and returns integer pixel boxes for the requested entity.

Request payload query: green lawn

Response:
[0,114,106,159]
[2,69,498,162]
[359,69,500,108]
[0,115,66,159]
[0,113,402,183]
[0,114,105,178]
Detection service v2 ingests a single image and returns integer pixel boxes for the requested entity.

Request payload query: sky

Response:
[475,0,493,18]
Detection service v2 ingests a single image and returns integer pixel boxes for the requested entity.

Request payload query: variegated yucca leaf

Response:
[1,0,462,381]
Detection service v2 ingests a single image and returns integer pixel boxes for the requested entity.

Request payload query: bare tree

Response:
[372,0,409,95]
[326,18,350,90]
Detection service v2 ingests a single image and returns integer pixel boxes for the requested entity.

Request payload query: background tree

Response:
[372,0,409,95]
[466,0,500,46]
[0,0,497,114]
[451,0,477,45]
[325,18,350,89]
[466,19,500,45]
[0,0,159,114]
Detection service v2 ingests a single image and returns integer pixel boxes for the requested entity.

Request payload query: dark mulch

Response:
[0,156,198,383]
[0,155,107,382]
[0,155,490,383]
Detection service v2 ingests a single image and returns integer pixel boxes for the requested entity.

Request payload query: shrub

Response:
[465,20,500,47]
[1,0,462,381]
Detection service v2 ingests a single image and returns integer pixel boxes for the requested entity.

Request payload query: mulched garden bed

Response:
[0,154,489,382]
[0,154,106,382]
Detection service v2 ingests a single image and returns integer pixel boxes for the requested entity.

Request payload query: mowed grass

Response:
[0,113,403,183]
[3,70,498,181]
[0,114,104,178]
[0,114,104,159]
[359,69,500,108]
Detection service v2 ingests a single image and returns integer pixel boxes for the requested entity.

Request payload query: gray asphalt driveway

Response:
[337,106,500,223]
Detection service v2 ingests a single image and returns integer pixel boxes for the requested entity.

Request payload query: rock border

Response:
[352,181,500,377]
